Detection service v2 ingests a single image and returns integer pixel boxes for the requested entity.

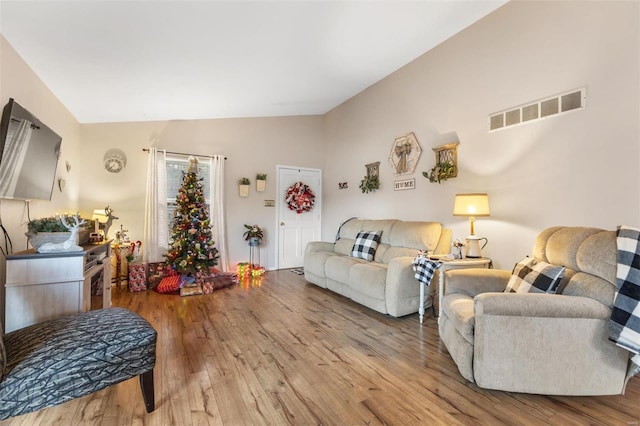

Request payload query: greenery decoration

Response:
[422,161,456,184]
[359,174,380,193]
[239,177,250,185]
[256,173,267,180]
[27,215,89,233]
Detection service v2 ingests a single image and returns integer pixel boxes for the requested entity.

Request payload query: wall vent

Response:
[489,87,586,132]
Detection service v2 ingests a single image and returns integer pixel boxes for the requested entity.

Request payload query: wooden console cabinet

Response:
[4,241,112,333]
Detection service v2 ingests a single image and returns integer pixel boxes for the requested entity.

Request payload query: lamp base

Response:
[465,235,488,258]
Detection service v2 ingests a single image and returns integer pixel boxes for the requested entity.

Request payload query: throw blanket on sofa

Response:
[610,225,640,377]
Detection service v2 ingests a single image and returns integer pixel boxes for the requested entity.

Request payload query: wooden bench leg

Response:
[140,369,155,413]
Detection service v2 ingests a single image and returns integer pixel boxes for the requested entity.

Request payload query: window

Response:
[166,156,211,240]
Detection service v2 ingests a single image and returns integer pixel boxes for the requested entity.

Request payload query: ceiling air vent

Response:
[489,87,586,132]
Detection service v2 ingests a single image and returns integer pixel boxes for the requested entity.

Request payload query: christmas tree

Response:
[166,157,218,278]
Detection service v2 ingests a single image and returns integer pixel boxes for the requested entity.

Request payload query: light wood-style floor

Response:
[2,270,639,425]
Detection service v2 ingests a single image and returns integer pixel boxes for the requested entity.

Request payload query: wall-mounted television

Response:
[0,98,62,201]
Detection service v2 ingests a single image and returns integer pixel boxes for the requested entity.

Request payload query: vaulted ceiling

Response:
[0,1,507,123]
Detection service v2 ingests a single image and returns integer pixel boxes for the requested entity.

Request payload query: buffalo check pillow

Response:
[351,230,382,261]
[505,256,565,294]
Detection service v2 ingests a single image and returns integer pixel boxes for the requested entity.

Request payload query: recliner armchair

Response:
[438,226,634,395]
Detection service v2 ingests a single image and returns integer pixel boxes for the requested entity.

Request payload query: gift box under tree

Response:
[128,262,147,292]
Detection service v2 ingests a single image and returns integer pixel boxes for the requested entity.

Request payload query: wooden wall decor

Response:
[388,132,422,176]
[423,142,459,183]
[433,142,459,173]
[366,161,380,178]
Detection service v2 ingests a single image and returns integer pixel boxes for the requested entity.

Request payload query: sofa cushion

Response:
[349,263,388,300]
[351,231,382,261]
[326,255,364,284]
[388,221,442,251]
[505,257,565,294]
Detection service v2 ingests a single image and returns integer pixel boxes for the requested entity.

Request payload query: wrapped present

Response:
[147,262,178,290]
[180,283,203,297]
[236,262,252,278]
[200,272,237,294]
[128,262,147,292]
[251,266,265,277]
[157,275,180,294]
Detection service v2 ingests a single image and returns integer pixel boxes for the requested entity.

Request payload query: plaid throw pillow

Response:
[351,230,382,261]
[505,256,565,294]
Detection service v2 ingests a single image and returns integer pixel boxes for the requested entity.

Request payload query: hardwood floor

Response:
[2,269,639,425]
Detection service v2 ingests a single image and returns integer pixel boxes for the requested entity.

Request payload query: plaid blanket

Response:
[610,225,640,377]
[412,256,441,287]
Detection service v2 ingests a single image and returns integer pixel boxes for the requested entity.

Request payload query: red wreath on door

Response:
[285,181,315,214]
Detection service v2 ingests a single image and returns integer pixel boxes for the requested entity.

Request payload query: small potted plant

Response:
[359,174,380,193]
[422,161,457,184]
[238,177,250,197]
[243,224,264,247]
[256,173,267,192]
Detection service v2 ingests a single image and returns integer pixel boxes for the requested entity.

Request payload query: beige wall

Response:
[0,0,639,275]
[323,0,639,268]
[78,116,324,270]
[0,37,84,250]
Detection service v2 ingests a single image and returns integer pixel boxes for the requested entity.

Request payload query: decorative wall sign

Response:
[423,142,459,183]
[394,178,415,191]
[389,132,422,176]
[338,182,348,189]
[360,162,380,193]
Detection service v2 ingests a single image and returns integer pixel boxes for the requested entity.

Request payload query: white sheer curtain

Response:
[0,119,32,197]
[143,148,168,263]
[209,155,229,271]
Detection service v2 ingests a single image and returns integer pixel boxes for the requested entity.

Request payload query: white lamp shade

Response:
[92,209,108,223]
[453,193,491,217]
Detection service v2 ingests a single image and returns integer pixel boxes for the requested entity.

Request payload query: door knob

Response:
[280,222,285,226]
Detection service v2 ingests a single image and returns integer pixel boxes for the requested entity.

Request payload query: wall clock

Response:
[104,149,127,173]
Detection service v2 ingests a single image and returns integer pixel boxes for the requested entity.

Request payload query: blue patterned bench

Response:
[0,307,157,420]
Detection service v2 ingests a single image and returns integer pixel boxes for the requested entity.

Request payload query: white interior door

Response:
[277,166,321,269]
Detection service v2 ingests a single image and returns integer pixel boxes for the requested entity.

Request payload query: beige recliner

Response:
[439,226,634,395]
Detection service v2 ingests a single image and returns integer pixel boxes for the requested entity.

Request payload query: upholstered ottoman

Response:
[0,307,157,420]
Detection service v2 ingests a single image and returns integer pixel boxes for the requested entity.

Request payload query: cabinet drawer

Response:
[6,256,84,285]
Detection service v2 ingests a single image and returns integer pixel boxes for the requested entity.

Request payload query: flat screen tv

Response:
[0,98,62,201]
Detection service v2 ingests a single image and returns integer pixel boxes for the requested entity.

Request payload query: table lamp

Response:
[91,209,108,236]
[453,193,490,258]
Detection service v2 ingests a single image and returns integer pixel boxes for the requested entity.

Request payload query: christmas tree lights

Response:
[165,157,218,277]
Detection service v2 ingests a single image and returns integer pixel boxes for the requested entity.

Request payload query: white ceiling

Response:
[0,1,507,124]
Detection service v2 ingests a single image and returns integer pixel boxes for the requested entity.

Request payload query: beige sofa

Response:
[304,219,451,317]
[439,226,633,395]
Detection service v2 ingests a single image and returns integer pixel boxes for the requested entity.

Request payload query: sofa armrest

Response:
[385,256,434,317]
[475,293,611,319]
[305,241,335,254]
[445,269,511,298]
